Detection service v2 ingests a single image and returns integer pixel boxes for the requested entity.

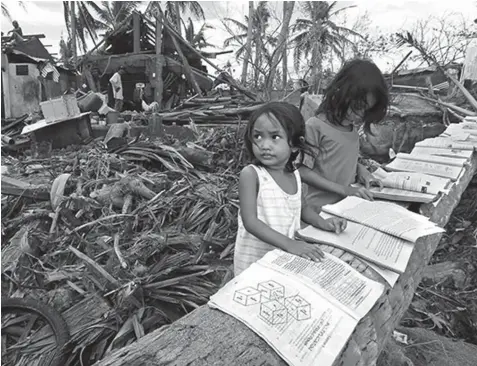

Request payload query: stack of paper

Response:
[298,196,445,287]
[385,156,464,181]
[209,250,385,366]
[367,167,451,203]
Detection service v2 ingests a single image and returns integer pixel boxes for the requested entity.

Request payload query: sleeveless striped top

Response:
[233,164,302,276]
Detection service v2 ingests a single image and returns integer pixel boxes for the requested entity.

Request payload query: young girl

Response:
[234,102,347,277]
[300,58,389,226]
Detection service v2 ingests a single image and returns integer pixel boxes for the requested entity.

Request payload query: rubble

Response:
[1,125,243,365]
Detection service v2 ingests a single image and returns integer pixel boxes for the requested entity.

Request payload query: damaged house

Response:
[1,34,76,118]
[79,11,231,111]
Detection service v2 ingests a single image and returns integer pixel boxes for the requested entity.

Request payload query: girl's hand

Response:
[357,172,383,190]
[344,186,374,201]
[288,240,325,262]
[320,217,347,234]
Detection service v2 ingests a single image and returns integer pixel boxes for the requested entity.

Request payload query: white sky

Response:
[1,1,476,77]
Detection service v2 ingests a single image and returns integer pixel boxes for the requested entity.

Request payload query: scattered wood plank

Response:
[1,176,50,201]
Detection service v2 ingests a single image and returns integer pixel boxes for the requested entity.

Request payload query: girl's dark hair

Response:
[317,58,389,133]
[244,102,314,172]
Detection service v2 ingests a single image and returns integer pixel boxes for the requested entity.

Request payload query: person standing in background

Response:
[109,66,125,112]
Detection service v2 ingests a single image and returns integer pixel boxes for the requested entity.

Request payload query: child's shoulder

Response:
[306,113,328,125]
[240,164,260,178]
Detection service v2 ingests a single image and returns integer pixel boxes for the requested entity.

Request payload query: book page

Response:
[445,123,477,136]
[208,263,359,366]
[415,138,475,151]
[386,158,463,181]
[260,250,384,319]
[410,146,473,160]
[369,187,436,203]
[363,260,400,287]
[322,197,444,242]
[373,167,450,195]
[297,213,414,273]
[396,152,467,167]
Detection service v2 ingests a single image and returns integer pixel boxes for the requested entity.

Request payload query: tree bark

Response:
[282,2,289,91]
[241,2,254,85]
[155,11,164,107]
[266,1,294,91]
[95,158,477,366]
[70,1,77,68]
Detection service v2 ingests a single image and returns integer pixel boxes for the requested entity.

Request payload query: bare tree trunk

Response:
[155,11,164,107]
[254,41,260,89]
[241,1,254,85]
[311,41,323,94]
[70,1,77,68]
[266,1,294,91]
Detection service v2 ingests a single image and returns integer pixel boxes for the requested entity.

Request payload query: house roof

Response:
[2,36,53,61]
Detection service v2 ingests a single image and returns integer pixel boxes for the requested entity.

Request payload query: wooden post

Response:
[154,12,164,107]
[133,12,141,53]
[148,113,164,137]
[170,33,203,96]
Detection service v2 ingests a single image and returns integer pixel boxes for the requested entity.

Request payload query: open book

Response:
[410,146,474,160]
[209,250,384,366]
[373,167,450,195]
[297,212,413,274]
[415,137,476,151]
[444,122,477,136]
[385,157,464,181]
[396,152,468,167]
[321,196,445,243]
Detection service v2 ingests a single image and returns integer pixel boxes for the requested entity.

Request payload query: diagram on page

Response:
[233,280,311,326]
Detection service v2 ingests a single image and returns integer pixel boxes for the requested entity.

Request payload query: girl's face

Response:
[344,92,377,126]
[251,113,294,170]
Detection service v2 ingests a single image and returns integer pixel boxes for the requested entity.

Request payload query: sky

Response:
[1,0,476,77]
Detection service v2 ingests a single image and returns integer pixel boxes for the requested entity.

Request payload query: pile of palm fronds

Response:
[1,132,243,365]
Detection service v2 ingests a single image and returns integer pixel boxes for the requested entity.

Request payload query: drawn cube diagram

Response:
[285,295,311,321]
[257,280,285,301]
[233,287,262,306]
[260,300,288,325]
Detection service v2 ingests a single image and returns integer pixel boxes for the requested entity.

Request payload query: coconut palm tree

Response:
[223,1,276,87]
[63,1,102,53]
[92,1,142,33]
[184,18,216,49]
[1,2,26,21]
[146,1,204,36]
[291,1,362,93]
[164,1,204,35]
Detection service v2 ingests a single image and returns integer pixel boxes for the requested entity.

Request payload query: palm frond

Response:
[223,17,248,33]
[185,1,205,21]
[2,3,11,21]
[223,33,247,48]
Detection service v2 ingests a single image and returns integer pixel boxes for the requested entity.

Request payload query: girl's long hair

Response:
[317,58,389,133]
[244,102,315,171]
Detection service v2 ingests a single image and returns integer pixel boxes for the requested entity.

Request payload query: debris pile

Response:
[1,126,245,365]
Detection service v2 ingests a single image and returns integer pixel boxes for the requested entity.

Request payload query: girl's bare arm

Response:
[239,166,295,252]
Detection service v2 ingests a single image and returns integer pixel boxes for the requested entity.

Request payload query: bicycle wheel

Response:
[1,297,70,366]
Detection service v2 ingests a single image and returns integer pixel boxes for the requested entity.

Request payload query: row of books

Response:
[298,117,476,287]
[367,117,476,203]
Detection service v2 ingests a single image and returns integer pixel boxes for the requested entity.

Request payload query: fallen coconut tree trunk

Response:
[96,156,477,366]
